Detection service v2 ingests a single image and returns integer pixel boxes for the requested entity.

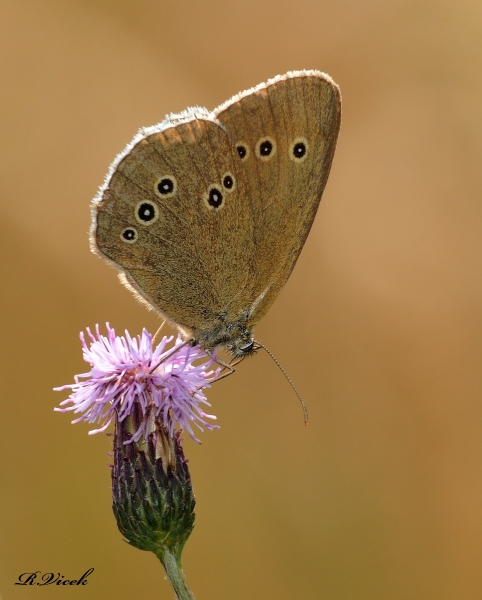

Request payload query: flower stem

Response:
[158,548,196,600]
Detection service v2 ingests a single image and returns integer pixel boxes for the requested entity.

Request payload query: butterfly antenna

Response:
[256,341,309,426]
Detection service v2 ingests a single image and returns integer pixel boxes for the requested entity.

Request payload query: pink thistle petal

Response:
[55,324,220,443]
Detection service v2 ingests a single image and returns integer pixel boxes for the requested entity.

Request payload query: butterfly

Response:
[91,70,341,360]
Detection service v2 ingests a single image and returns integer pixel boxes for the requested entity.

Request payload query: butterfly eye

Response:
[135,201,159,225]
[155,175,177,198]
[290,137,309,163]
[255,137,276,161]
[203,185,224,210]
[222,173,236,193]
[120,227,138,243]
[236,142,250,161]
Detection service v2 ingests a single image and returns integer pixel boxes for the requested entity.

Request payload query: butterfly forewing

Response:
[93,116,256,333]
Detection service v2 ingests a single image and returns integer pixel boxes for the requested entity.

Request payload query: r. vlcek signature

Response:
[15,568,94,586]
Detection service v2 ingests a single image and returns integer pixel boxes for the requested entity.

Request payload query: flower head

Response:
[55,324,220,443]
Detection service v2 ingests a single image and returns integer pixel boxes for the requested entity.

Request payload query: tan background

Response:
[2,0,482,598]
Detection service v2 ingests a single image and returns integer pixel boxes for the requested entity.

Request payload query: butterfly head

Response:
[194,320,259,359]
[225,332,258,359]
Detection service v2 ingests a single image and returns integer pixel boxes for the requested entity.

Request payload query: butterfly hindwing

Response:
[214,70,341,324]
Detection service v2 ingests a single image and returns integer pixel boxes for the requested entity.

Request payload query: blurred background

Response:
[2,0,482,598]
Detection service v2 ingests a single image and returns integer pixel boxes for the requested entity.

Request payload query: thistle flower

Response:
[55,324,221,599]
[55,324,220,443]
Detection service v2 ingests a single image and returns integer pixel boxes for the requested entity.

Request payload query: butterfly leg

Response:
[152,320,167,344]
[149,337,195,374]
[229,355,246,367]
[211,367,236,384]
[205,351,246,383]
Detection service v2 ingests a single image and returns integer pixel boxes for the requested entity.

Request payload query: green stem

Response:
[158,548,196,600]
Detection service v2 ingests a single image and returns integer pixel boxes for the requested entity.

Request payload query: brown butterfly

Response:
[91,70,341,360]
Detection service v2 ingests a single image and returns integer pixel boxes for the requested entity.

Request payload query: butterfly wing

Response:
[92,71,340,348]
[92,112,257,335]
[213,70,341,325]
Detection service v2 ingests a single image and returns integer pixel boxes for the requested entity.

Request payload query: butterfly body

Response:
[92,71,341,357]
